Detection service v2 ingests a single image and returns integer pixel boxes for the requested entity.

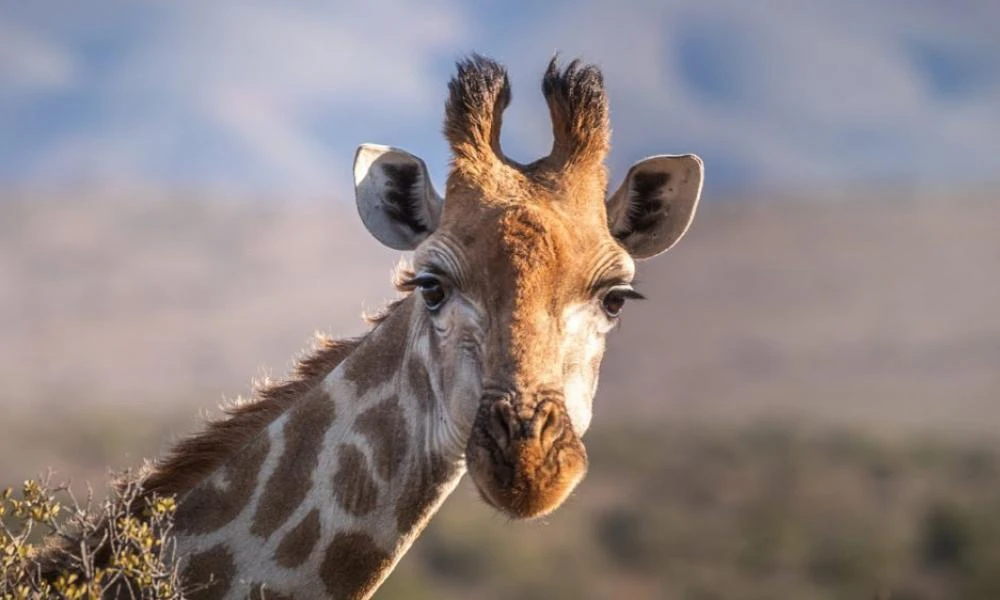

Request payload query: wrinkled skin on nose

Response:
[466,390,588,519]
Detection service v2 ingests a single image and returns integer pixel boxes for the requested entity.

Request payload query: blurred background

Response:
[2,1,999,598]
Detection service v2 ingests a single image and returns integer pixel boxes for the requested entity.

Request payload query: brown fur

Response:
[342,308,409,398]
[354,396,409,482]
[320,532,392,600]
[182,544,236,600]
[273,508,321,568]
[251,386,337,539]
[173,432,270,534]
[405,356,434,414]
[332,444,380,517]
[395,452,457,534]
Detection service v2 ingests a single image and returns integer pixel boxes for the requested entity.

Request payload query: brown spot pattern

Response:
[355,396,409,482]
[251,387,336,540]
[182,544,236,600]
[273,508,321,568]
[405,357,433,413]
[140,334,361,505]
[320,532,392,600]
[395,452,458,534]
[174,433,270,534]
[342,310,407,397]
[332,444,379,517]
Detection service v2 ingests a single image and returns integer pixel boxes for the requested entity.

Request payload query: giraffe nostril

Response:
[537,401,564,449]
[481,395,569,449]
[526,402,548,438]
[488,401,517,447]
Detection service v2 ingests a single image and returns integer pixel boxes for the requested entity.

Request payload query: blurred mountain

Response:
[1,187,996,439]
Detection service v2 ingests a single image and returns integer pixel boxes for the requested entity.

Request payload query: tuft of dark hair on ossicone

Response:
[443,54,512,168]
[442,54,611,195]
[541,57,611,170]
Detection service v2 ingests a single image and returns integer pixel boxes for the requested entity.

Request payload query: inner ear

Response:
[607,154,703,259]
[354,144,443,251]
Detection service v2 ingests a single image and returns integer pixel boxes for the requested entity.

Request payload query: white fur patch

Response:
[560,302,607,436]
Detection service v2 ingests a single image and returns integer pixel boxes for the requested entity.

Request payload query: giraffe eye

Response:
[415,276,448,311]
[601,286,644,318]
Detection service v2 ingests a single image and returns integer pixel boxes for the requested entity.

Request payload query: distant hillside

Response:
[1,187,997,441]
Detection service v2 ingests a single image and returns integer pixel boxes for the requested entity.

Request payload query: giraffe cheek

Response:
[561,368,598,436]
[441,344,484,434]
[563,392,594,436]
[561,340,604,436]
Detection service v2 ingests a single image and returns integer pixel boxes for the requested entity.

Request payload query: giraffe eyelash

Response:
[608,287,646,301]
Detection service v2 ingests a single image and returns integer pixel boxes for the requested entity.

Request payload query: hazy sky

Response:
[1,1,998,199]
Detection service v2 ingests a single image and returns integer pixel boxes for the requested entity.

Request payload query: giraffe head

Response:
[353,56,702,519]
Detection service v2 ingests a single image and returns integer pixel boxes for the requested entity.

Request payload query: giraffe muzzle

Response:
[465,393,589,519]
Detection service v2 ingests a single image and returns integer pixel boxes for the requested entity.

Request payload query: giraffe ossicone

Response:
[72,55,704,599]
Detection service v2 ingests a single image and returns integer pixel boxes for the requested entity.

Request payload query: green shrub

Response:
[1,474,181,600]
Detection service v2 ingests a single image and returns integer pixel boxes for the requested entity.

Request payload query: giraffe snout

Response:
[465,392,588,519]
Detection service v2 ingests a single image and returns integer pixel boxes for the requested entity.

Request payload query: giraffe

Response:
[132,55,702,599]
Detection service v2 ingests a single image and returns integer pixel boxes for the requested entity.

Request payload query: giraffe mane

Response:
[138,296,410,502]
[137,335,359,501]
[33,333,363,579]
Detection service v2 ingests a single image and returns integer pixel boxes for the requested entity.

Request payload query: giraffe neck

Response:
[171,297,468,600]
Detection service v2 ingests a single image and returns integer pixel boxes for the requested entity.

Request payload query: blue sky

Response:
[1,0,998,199]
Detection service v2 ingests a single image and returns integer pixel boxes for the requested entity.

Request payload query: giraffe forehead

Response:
[435,203,618,285]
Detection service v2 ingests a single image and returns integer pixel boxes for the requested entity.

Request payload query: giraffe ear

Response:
[354,144,443,250]
[606,154,703,259]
